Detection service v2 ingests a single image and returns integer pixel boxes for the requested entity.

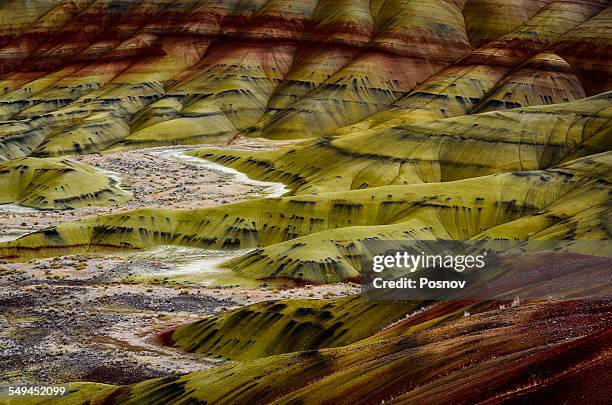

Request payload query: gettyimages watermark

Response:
[360,240,612,301]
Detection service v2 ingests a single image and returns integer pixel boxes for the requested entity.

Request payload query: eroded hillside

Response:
[0,1,610,404]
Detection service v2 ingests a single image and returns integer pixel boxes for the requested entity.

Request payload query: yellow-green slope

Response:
[0,157,131,209]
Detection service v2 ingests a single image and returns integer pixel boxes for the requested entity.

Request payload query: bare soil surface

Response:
[0,255,357,384]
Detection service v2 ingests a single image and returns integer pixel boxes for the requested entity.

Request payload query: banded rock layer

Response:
[0,0,609,158]
[194,93,612,195]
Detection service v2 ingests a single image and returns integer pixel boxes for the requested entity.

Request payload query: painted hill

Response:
[193,93,612,195]
[0,0,609,156]
[1,151,609,280]
[0,1,610,404]
[0,157,130,208]
[36,299,612,404]
[171,296,421,361]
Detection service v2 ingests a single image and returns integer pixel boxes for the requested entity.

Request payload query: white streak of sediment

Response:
[152,149,290,198]
[0,204,40,214]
